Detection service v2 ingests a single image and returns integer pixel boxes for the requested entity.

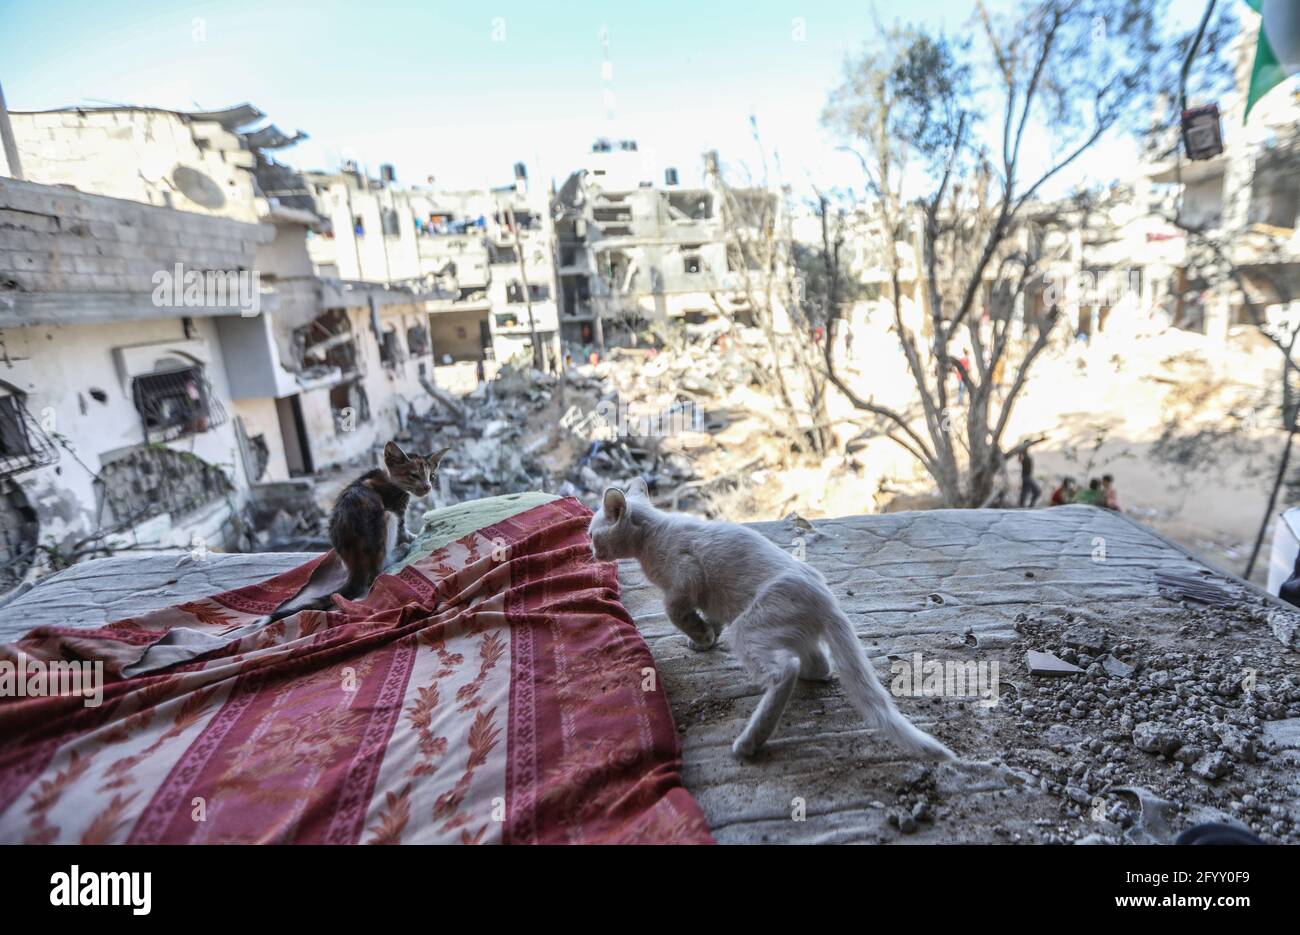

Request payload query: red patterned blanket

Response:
[0,498,712,844]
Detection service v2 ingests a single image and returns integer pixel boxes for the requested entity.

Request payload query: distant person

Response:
[951,354,971,404]
[475,357,486,385]
[1018,449,1041,508]
[1050,476,1077,506]
[1101,474,1120,511]
[1076,478,1103,506]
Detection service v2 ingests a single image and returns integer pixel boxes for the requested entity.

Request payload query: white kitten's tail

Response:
[823,610,955,761]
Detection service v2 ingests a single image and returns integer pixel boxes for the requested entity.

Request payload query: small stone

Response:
[898,813,918,834]
[1132,721,1184,756]
[1192,751,1234,780]
[1215,725,1257,763]
[1101,654,1136,679]
[1063,624,1104,654]
[1173,745,1203,765]
[1065,786,1092,805]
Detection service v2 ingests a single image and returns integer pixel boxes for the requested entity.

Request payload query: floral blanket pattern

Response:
[0,498,712,844]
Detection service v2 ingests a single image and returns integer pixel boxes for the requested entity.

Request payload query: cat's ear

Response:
[425,447,451,469]
[384,441,409,464]
[602,486,627,522]
[626,476,650,500]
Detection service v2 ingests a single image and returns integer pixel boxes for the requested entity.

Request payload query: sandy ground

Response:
[691,318,1289,589]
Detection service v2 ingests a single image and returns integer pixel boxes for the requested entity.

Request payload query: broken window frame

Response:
[378,328,405,368]
[131,365,228,444]
[406,323,430,357]
[0,386,59,478]
[295,309,363,379]
[0,479,40,591]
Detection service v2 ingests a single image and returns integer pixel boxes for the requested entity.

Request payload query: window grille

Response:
[132,366,227,443]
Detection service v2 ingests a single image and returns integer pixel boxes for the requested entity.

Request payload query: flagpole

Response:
[1179,0,1219,115]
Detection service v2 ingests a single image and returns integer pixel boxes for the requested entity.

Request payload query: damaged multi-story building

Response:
[0,103,445,591]
[302,161,562,381]
[553,141,763,350]
[839,15,1300,357]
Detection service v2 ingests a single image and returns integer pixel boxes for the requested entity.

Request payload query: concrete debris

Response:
[1026,650,1084,676]
[245,480,327,551]
[1062,624,1106,654]
[1132,721,1184,755]
[1005,601,1300,843]
[1100,653,1136,679]
[1191,750,1234,780]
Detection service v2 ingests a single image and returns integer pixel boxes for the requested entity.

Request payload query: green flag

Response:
[1245,0,1300,121]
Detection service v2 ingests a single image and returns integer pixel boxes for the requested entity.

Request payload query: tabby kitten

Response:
[270,441,446,620]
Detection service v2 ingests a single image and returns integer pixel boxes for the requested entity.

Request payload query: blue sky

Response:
[0,0,1217,195]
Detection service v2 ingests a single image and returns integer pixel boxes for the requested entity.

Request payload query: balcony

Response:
[0,388,59,478]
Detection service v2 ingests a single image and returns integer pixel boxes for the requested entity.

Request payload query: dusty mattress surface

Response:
[4,504,1299,844]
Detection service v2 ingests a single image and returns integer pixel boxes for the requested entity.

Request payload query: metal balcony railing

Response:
[0,392,60,478]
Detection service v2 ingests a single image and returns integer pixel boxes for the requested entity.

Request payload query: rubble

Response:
[1003,602,1300,843]
[1132,721,1184,755]
[398,326,793,515]
[1026,650,1084,676]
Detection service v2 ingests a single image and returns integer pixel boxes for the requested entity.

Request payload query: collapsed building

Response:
[0,104,446,590]
[554,141,762,351]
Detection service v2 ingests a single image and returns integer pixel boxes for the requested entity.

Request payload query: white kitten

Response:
[589,477,954,762]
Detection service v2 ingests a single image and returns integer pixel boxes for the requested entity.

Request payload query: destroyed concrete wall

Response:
[7,109,261,223]
[98,445,233,530]
[0,315,249,584]
[553,151,781,344]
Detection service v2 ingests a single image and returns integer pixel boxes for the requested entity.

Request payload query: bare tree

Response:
[712,134,834,456]
[819,1,1184,507]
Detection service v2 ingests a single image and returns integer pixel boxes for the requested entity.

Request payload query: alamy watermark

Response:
[890,651,1000,708]
[561,399,705,439]
[152,263,261,316]
[0,656,104,707]
[1041,268,1139,313]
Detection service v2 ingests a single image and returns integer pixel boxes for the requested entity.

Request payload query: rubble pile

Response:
[240,480,328,552]
[404,363,558,501]
[550,328,786,513]
[1004,606,1300,844]
[403,328,783,514]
